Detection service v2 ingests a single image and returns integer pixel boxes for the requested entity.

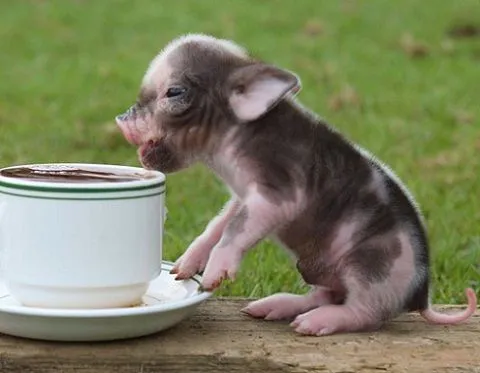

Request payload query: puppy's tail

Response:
[420,288,477,324]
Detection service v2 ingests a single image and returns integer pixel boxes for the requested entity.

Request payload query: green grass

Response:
[0,0,478,303]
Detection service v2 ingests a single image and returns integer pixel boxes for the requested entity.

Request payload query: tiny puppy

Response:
[116,34,477,336]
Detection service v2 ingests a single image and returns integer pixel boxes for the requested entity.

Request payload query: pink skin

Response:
[171,198,241,280]
[290,304,382,336]
[200,191,297,290]
[116,113,159,148]
[420,288,477,324]
[241,287,333,321]
[116,118,144,146]
[289,281,383,336]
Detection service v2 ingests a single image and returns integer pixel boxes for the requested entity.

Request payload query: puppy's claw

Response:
[201,276,224,292]
[175,273,189,281]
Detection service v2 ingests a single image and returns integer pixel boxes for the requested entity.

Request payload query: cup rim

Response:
[0,163,165,193]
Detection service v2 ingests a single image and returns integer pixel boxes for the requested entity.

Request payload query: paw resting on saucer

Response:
[170,241,211,280]
[171,241,240,291]
[199,247,241,291]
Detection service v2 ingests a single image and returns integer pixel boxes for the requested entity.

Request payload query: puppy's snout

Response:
[115,113,128,122]
[115,104,144,146]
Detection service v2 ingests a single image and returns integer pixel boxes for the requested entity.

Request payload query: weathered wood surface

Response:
[0,298,479,373]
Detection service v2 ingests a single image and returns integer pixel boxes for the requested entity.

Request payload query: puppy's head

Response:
[116,33,301,173]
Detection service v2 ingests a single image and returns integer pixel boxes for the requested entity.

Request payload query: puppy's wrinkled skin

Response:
[116,34,477,336]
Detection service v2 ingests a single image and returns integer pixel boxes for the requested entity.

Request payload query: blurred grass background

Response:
[0,0,478,303]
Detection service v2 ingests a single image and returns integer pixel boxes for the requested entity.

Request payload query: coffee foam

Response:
[0,166,155,184]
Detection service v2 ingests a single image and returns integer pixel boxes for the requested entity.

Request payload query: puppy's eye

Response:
[165,86,187,98]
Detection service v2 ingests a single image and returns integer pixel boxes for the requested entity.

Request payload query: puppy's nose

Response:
[115,105,136,122]
[115,113,128,122]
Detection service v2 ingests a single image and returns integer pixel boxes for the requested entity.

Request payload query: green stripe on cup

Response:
[0,189,165,201]
[0,180,165,193]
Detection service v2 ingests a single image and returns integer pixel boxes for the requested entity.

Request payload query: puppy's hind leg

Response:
[291,238,412,336]
[242,286,334,321]
[290,280,391,336]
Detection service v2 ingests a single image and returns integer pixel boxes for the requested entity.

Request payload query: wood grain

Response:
[0,298,479,373]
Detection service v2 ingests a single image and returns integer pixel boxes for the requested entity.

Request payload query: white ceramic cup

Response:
[0,163,165,309]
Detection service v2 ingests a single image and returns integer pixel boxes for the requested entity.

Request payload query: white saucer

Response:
[0,261,212,342]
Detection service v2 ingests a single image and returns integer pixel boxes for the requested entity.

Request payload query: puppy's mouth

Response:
[139,140,157,156]
[117,122,161,170]
[138,139,162,170]
[115,109,165,170]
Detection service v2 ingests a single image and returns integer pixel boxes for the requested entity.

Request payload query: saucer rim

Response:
[0,261,212,318]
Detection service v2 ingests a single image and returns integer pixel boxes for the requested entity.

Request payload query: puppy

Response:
[116,34,477,336]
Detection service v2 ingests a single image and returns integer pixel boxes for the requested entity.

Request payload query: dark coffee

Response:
[0,166,155,183]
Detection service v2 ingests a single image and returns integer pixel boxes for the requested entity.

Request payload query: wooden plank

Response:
[0,298,478,373]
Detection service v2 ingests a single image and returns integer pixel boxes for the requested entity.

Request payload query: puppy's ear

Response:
[227,64,301,122]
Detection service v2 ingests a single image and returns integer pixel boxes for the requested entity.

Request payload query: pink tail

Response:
[420,288,477,324]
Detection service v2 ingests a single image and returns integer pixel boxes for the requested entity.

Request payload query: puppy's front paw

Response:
[200,250,240,291]
[171,240,212,280]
